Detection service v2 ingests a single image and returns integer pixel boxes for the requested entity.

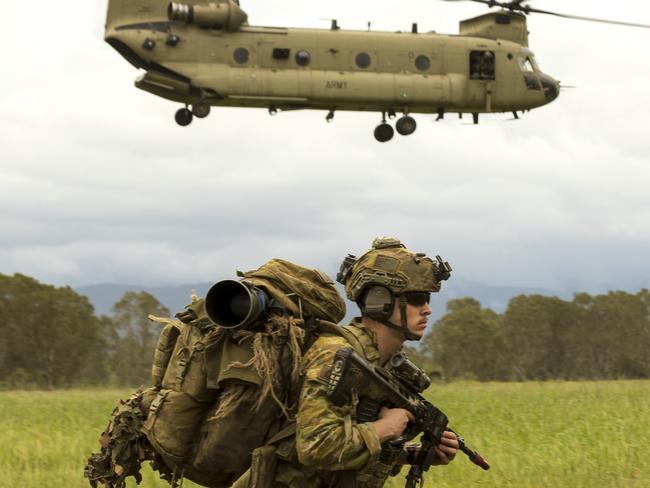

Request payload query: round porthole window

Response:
[415,55,430,71]
[295,50,311,67]
[233,47,249,64]
[355,52,371,69]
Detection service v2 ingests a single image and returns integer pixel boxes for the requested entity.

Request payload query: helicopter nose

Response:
[540,73,560,102]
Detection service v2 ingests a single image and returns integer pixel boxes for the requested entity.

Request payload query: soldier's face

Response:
[388,297,433,339]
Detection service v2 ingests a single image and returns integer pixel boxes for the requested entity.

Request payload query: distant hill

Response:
[76,279,567,321]
[75,283,214,317]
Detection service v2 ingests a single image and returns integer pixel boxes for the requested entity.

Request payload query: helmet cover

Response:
[342,237,447,302]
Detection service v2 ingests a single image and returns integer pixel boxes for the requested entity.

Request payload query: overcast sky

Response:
[1,0,649,294]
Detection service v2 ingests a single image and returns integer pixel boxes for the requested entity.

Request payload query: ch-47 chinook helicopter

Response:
[104,0,650,142]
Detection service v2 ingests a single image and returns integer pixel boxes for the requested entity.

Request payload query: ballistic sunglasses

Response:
[400,292,431,307]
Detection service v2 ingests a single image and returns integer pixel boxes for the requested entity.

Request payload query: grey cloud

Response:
[1,0,649,293]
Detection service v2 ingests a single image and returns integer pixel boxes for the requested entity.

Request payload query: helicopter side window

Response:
[415,55,430,72]
[273,48,291,60]
[295,50,311,67]
[233,47,249,64]
[469,51,495,80]
[355,52,372,69]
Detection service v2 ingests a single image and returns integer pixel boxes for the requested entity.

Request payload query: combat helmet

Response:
[336,237,451,340]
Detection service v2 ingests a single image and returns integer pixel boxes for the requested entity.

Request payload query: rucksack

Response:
[86,259,346,488]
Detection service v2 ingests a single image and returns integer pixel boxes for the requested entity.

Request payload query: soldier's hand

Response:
[431,430,459,465]
[373,407,415,442]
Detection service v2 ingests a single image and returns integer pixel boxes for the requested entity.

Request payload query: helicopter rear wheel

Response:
[374,123,394,142]
[175,108,193,126]
[192,102,211,118]
[396,115,417,136]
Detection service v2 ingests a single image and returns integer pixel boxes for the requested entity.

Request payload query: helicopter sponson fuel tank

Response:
[105,0,564,141]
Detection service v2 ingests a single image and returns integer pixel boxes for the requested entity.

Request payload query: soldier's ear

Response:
[360,286,393,321]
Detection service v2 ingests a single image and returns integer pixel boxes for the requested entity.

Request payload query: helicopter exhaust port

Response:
[168,1,248,31]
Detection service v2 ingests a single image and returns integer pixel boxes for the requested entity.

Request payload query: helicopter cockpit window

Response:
[355,52,372,69]
[295,50,311,67]
[519,56,536,72]
[415,55,430,72]
[469,51,495,80]
[233,47,249,64]
[524,74,541,91]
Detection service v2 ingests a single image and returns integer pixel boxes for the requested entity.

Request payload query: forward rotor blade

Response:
[440,0,493,5]
[439,0,530,8]
[440,0,650,29]
[525,7,650,29]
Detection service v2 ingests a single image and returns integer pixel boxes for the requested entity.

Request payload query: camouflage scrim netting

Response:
[84,390,175,488]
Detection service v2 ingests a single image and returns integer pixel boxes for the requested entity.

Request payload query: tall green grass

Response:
[1,382,649,488]
[388,381,650,488]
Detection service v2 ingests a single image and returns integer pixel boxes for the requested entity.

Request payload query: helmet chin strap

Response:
[379,296,421,342]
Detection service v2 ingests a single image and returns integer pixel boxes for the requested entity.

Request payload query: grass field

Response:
[1,381,649,488]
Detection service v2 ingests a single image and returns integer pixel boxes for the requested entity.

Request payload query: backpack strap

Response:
[265,423,297,446]
[317,320,366,359]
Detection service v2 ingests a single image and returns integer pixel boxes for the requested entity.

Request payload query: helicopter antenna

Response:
[320,18,341,30]
[440,0,650,29]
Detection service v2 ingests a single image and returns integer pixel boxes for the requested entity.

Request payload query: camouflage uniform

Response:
[292,318,398,488]
[288,237,451,487]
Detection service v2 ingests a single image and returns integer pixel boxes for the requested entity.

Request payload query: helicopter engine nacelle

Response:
[168,1,248,31]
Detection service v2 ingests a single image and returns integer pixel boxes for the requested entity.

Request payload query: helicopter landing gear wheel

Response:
[396,115,417,135]
[175,107,193,126]
[191,102,210,118]
[374,123,394,142]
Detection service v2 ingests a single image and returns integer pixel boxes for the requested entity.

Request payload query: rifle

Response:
[325,348,489,487]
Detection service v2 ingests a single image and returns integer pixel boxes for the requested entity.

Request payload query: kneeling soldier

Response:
[296,237,458,487]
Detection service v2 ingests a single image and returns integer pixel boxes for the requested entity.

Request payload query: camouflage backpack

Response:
[85,259,346,488]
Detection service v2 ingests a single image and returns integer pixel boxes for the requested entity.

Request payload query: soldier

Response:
[231,237,458,488]
[294,236,458,487]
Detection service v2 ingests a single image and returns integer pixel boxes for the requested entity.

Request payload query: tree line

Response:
[0,273,169,389]
[410,290,650,381]
[1,272,648,389]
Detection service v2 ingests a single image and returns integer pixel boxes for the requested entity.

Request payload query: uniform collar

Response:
[348,317,381,364]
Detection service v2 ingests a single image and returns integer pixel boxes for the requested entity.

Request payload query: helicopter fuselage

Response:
[104,0,560,136]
